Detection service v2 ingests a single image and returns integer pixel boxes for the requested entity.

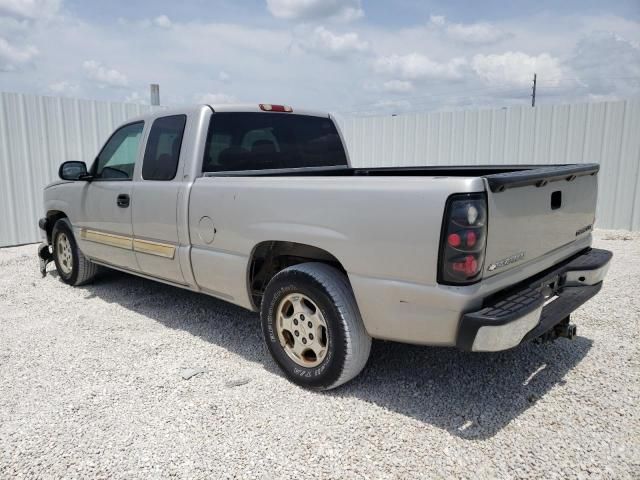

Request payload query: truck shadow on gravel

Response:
[76,269,592,441]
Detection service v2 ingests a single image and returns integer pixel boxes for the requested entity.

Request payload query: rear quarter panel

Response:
[187,175,484,312]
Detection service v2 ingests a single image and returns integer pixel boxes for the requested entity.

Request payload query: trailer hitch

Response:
[533,316,577,344]
[555,321,577,340]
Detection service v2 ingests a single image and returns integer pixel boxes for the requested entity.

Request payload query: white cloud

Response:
[124,91,148,104]
[48,80,78,94]
[116,17,147,27]
[382,79,413,93]
[371,99,411,111]
[118,16,172,29]
[471,51,564,87]
[153,15,172,29]
[429,15,445,27]
[446,22,509,45]
[0,0,60,20]
[587,93,621,102]
[82,60,128,87]
[569,32,640,96]
[0,36,37,70]
[266,0,363,22]
[1,2,637,114]
[195,92,237,104]
[374,53,467,80]
[429,15,511,45]
[300,26,368,58]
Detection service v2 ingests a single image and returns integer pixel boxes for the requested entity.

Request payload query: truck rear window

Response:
[202,113,348,172]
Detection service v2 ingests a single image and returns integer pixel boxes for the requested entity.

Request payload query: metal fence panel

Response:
[339,98,640,231]
[0,92,161,247]
[1,94,639,247]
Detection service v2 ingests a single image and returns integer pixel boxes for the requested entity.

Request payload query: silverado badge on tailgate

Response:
[487,252,526,272]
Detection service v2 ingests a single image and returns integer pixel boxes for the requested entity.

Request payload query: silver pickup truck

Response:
[38,103,612,390]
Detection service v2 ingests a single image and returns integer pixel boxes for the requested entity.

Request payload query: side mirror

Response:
[59,161,91,181]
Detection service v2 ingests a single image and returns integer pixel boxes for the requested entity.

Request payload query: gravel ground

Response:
[0,230,638,479]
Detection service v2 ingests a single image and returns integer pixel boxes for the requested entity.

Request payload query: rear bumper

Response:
[456,248,612,352]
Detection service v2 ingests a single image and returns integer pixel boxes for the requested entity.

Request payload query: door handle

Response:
[117,194,130,208]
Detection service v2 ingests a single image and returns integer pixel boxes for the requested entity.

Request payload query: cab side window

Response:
[142,115,187,181]
[94,122,144,180]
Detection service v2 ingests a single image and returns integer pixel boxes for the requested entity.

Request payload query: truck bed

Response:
[201,162,599,283]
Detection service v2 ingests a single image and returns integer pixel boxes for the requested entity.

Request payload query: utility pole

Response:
[531,73,537,107]
[150,84,160,106]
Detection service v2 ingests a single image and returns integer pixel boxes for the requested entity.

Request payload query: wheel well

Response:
[248,241,346,309]
[45,210,68,243]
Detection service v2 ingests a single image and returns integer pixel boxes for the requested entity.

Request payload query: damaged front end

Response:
[38,217,54,277]
[38,242,53,277]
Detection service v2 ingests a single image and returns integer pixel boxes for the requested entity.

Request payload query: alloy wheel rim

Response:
[56,233,73,275]
[276,293,329,367]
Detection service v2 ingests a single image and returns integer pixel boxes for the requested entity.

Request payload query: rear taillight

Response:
[438,193,487,285]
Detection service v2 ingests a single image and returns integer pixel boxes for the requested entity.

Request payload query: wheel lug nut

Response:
[302,338,307,344]
[294,330,299,337]
[300,314,305,320]
[309,334,314,340]
[293,319,298,325]
[307,322,312,328]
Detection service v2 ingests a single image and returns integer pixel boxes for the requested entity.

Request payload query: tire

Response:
[51,218,99,286]
[261,262,371,390]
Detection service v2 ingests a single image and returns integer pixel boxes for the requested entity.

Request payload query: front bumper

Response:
[457,248,612,352]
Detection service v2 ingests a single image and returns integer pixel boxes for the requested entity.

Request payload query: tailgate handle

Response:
[551,191,562,210]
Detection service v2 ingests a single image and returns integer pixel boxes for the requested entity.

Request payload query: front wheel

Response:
[51,219,99,286]
[260,263,371,390]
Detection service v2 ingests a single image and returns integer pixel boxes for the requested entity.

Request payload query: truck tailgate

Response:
[482,164,599,278]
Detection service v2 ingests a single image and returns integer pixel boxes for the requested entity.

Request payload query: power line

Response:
[338,91,531,116]
[339,85,526,112]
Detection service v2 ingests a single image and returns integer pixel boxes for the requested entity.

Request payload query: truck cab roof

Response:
[125,104,332,125]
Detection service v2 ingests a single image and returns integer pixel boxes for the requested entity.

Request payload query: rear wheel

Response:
[52,219,99,286]
[261,263,371,390]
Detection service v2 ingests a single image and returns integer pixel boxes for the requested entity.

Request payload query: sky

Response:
[0,0,639,116]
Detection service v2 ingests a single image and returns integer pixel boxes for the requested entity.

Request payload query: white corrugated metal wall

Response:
[338,98,640,231]
[0,94,639,247]
[0,92,161,247]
